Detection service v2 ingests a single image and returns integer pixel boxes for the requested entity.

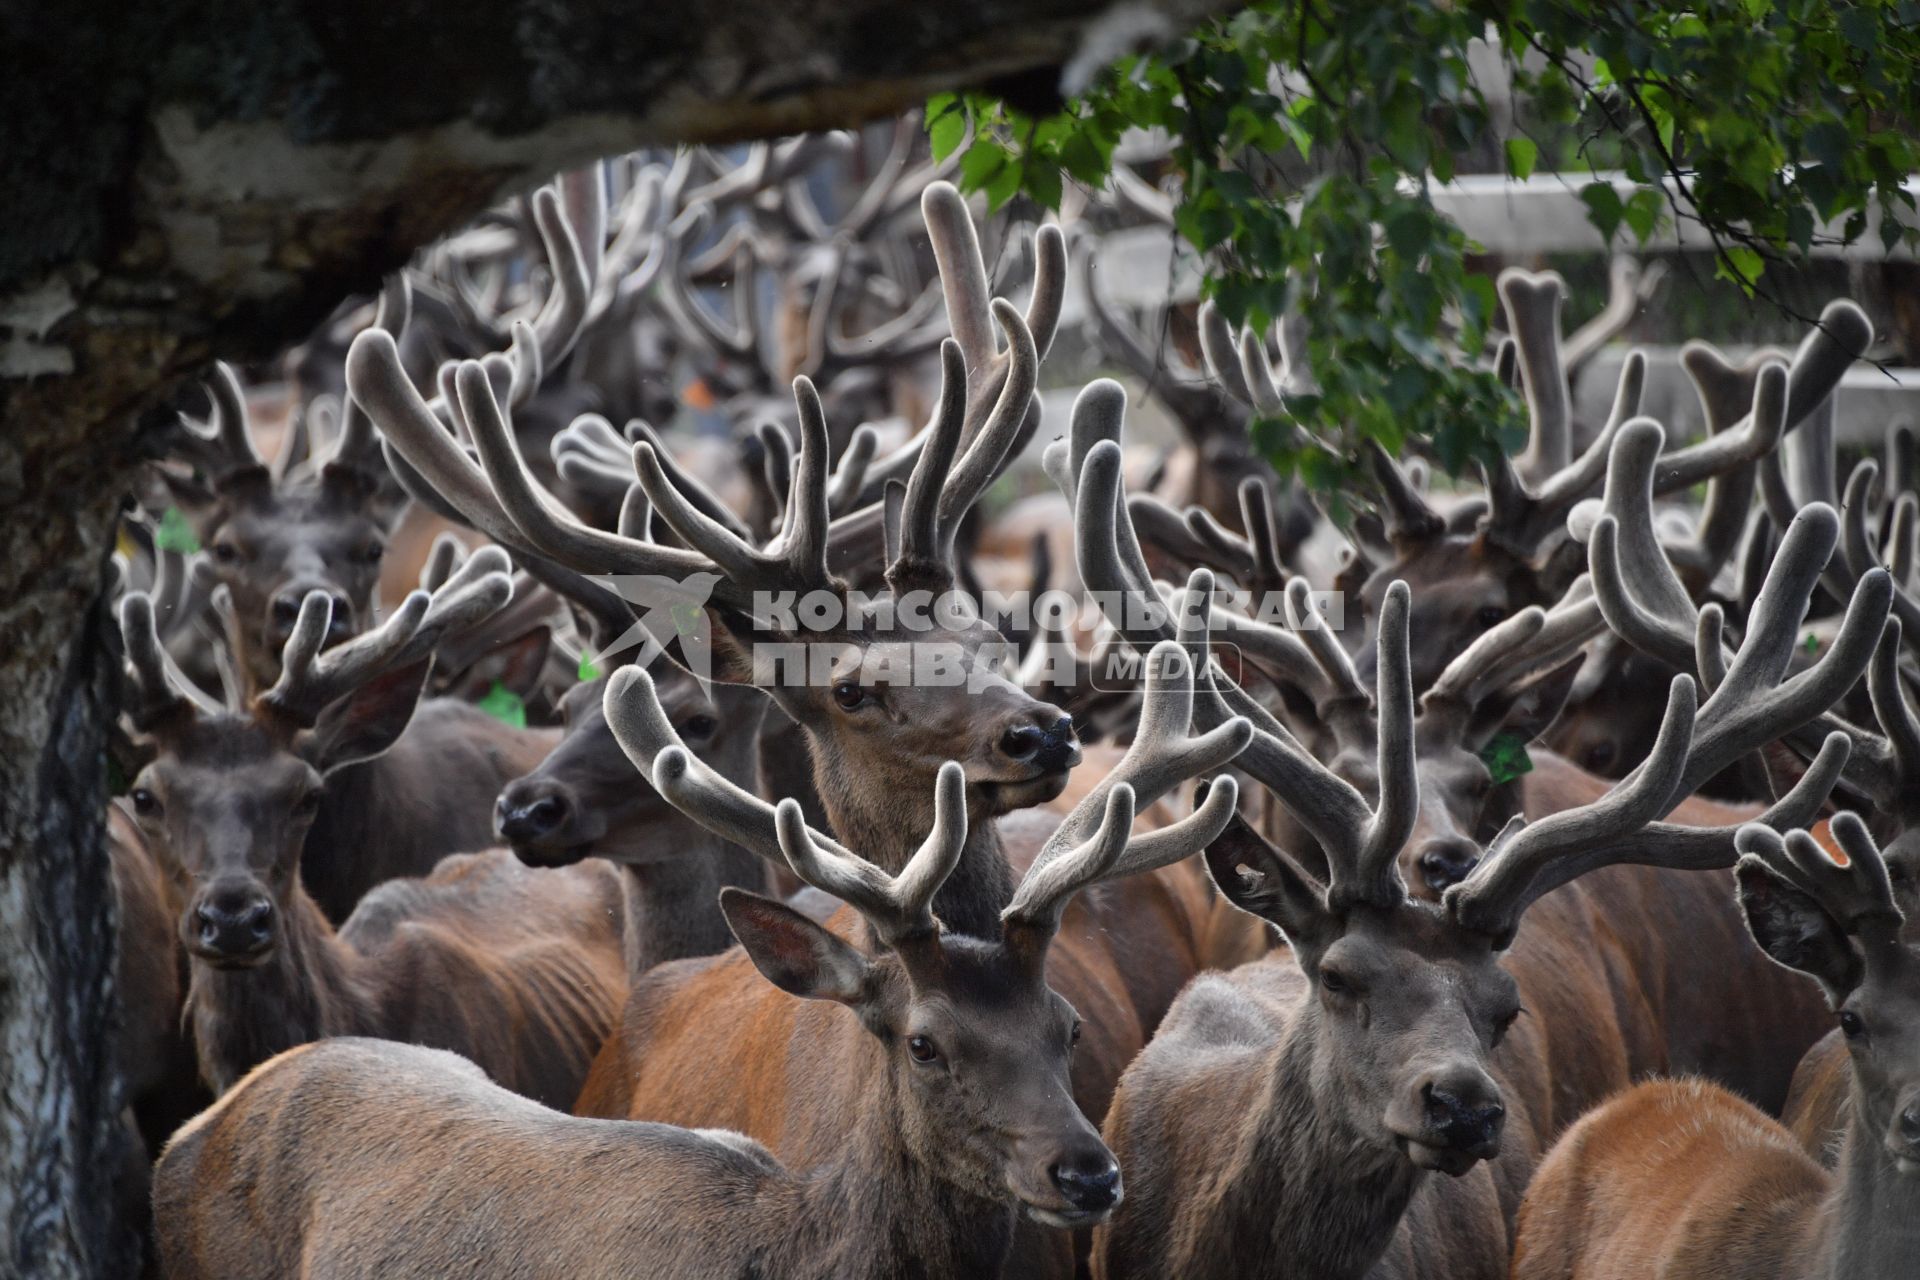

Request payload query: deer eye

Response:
[1492,1006,1524,1047]
[353,540,385,566]
[1070,1020,1083,1045]
[1318,967,1350,995]
[130,788,161,817]
[291,791,321,819]
[831,681,867,712]
[210,541,239,565]
[1839,1009,1866,1039]
[1476,605,1505,629]
[906,1034,940,1064]
[681,714,718,742]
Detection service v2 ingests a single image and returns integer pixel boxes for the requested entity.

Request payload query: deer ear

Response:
[1465,655,1584,754]
[300,658,432,774]
[1202,814,1329,949]
[1736,859,1863,1000]
[721,888,870,1005]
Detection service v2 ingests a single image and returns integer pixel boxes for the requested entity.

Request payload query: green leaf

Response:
[1479,731,1536,785]
[928,109,967,163]
[958,139,1008,192]
[1623,187,1664,243]
[1716,245,1766,294]
[1505,137,1538,180]
[577,653,602,682]
[1384,206,1432,260]
[1579,182,1625,245]
[478,681,527,729]
[154,506,201,555]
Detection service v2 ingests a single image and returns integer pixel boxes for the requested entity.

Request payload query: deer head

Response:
[357,182,1077,928]
[1345,278,1869,695]
[1736,815,1920,1174]
[117,551,512,966]
[607,632,1247,1224]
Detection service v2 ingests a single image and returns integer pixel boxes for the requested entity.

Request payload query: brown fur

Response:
[184,847,628,1107]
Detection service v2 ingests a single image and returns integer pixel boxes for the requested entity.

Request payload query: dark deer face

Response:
[194,469,401,694]
[1210,842,1520,1177]
[126,667,426,966]
[497,663,763,868]
[1350,539,1532,695]
[1737,821,1920,1176]
[721,892,1121,1225]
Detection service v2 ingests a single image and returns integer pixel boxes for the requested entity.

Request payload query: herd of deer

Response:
[92,127,1920,1279]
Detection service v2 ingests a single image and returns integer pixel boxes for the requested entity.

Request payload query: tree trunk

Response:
[0,0,1236,1272]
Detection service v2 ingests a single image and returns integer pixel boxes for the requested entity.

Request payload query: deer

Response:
[354,182,1238,1118]
[1059,369,1889,1119]
[150,648,1246,1280]
[1510,814,1920,1280]
[1076,550,1852,1279]
[1338,274,1871,694]
[116,551,626,1107]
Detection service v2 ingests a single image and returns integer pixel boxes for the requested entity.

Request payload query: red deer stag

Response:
[117,552,625,1106]
[1342,278,1868,693]
[354,186,1238,1115]
[1511,814,1920,1280]
[1056,375,1885,1128]
[1085,567,1848,1280]
[152,669,1243,1280]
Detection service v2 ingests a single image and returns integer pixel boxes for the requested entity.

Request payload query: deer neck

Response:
[186,887,371,1094]
[617,836,764,977]
[763,1048,1018,1279]
[1198,1008,1425,1279]
[1822,1087,1920,1279]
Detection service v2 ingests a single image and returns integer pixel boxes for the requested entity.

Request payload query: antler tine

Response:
[658,203,759,363]
[776,763,968,946]
[1868,619,1920,799]
[1427,607,1550,708]
[1738,812,1903,940]
[332,275,413,469]
[933,300,1038,561]
[1365,442,1445,545]
[1463,580,1603,705]
[260,590,430,726]
[1023,223,1069,361]
[772,378,833,584]
[1449,675,1699,943]
[1237,330,1290,414]
[1581,419,1705,671]
[1886,423,1916,527]
[1284,577,1365,702]
[529,181,596,373]
[119,592,222,728]
[202,363,264,475]
[603,664,856,870]
[1563,257,1666,374]
[890,341,968,584]
[1004,636,1247,935]
[440,356,725,596]
[826,424,879,517]
[1889,492,1917,593]
[1072,238,1228,429]
[1498,269,1572,485]
[922,181,995,375]
[1842,459,1920,641]
[626,421,758,543]
[1685,506,1892,794]
[1341,580,1418,910]
[419,531,466,591]
[1198,302,1254,406]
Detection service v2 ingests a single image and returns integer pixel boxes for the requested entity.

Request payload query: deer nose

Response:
[1424,1082,1506,1157]
[1417,837,1481,893]
[1050,1156,1122,1213]
[1001,714,1079,772]
[496,784,574,850]
[193,887,275,958]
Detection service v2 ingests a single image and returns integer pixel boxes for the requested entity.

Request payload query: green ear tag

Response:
[577,653,602,682]
[1804,631,1820,656]
[1479,731,1535,786]
[154,506,201,555]
[478,681,527,729]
